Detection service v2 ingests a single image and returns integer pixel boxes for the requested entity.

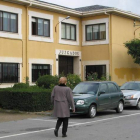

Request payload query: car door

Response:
[98,83,111,110]
[108,83,120,108]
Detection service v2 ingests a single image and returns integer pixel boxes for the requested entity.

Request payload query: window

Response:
[108,83,118,93]
[0,11,18,33]
[86,23,106,41]
[86,65,106,79]
[0,63,18,83]
[61,22,76,41]
[32,17,50,37]
[99,84,108,93]
[32,64,50,82]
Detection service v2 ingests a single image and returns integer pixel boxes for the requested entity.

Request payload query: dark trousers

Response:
[55,117,69,135]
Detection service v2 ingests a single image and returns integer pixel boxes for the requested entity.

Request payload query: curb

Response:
[0,108,53,116]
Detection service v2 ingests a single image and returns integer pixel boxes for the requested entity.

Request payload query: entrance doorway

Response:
[59,56,73,75]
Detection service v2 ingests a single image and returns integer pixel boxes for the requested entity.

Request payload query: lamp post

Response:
[134,20,140,27]
[55,16,70,32]
[133,20,140,38]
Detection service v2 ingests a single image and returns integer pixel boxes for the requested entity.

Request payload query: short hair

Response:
[59,77,67,84]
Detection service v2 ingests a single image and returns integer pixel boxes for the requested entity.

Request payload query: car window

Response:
[73,83,99,94]
[137,83,140,90]
[120,82,140,90]
[99,84,108,93]
[108,83,118,93]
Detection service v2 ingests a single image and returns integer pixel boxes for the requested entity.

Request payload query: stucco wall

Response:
[111,14,140,86]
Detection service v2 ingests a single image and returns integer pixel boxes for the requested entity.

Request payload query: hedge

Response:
[0,87,53,112]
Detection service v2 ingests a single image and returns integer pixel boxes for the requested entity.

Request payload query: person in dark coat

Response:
[51,77,75,137]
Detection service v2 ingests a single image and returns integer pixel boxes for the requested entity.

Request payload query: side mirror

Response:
[98,90,105,96]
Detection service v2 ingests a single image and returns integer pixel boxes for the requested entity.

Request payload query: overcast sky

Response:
[41,0,140,15]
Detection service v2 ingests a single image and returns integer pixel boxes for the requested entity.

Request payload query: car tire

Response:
[87,105,97,118]
[136,100,140,109]
[116,101,124,113]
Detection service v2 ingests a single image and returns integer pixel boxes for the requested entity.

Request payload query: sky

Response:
[41,0,140,15]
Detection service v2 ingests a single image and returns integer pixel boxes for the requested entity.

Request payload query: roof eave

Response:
[81,8,140,20]
[2,0,140,20]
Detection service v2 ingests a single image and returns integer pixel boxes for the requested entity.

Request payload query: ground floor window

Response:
[59,56,73,75]
[86,65,106,79]
[0,63,18,83]
[32,64,50,82]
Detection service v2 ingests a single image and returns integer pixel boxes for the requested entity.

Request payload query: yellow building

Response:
[0,0,140,88]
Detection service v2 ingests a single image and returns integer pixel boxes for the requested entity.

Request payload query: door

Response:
[98,83,111,110]
[108,83,120,108]
[59,56,73,75]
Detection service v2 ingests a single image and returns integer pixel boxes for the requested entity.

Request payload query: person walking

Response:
[51,77,75,137]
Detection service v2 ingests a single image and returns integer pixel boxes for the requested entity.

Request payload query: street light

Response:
[134,20,140,27]
[55,16,70,32]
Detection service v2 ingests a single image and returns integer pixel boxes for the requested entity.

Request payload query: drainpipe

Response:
[26,1,32,81]
[105,11,112,81]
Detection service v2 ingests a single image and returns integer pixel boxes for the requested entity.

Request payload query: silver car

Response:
[120,81,140,109]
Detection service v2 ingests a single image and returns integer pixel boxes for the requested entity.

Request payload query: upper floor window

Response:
[0,63,18,83]
[0,11,18,33]
[32,17,50,37]
[86,23,106,41]
[61,22,76,41]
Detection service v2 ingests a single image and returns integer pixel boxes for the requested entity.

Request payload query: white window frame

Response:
[82,18,109,46]
[59,17,79,46]
[0,4,22,39]
[29,11,53,43]
[29,58,53,85]
[82,60,109,80]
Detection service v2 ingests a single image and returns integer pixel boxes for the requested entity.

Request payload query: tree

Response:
[124,39,140,64]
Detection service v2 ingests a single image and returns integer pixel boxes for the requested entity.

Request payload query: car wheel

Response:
[87,105,97,118]
[116,101,124,113]
[136,100,140,109]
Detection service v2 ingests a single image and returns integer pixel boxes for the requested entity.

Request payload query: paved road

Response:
[0,108,140,140]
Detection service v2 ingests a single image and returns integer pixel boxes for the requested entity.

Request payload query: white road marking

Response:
[0,112,140,139]
[29,118,77,123]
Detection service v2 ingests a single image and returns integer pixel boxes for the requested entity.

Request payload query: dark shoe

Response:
[54,129,58,137]
[62,134,67,137]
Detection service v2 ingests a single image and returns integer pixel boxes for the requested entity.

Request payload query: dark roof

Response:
[35,1,112,12]
[74,5,112,12]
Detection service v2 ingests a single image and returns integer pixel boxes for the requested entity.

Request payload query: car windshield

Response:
[120,83,140,90]
[73,83,99,95]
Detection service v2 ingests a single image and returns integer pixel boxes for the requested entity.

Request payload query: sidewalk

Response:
[0,109,53,123]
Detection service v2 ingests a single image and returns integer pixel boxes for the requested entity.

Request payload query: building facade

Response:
[0,0,140,88]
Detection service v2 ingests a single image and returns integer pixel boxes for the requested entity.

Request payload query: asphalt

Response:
[0,107,140,140]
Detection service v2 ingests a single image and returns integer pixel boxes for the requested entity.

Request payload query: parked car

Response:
[71,81,124,118]
[120,81,140,109]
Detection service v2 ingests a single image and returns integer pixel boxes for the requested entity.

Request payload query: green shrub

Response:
[0,87,53,112]
[36,75,59,89]
[13,83,29,89]
[66,74,81,89]
[87,72,98,81]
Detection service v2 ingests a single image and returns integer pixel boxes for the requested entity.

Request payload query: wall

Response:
[111,14,140,86]
[81,15,110,80]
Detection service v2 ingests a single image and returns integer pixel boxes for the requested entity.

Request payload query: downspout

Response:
[26,1,32,81]
[105,11,112,81]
